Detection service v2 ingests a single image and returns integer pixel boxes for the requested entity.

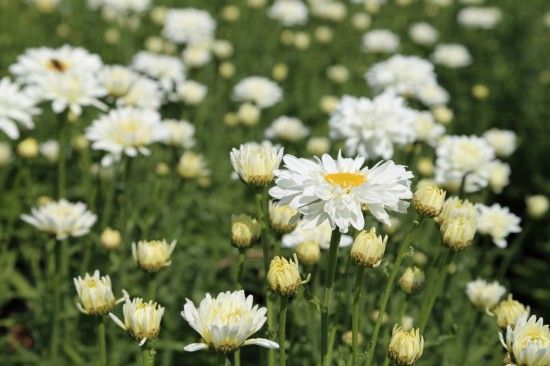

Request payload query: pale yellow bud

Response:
[37,195,53,206]
[350,228,387,267]
[162,41,177,55]
[412,183,446,217]
[327,65,349,84]
[144,36,164,53]
[104,28,120,45]
[383,217,401,235]
[219,62,236,79]
[431,106,453,125]
[74,270,116,316]
[306,136,330,156]
[441,217,476,251]
[56,24,71,38]
[399,267,425,295]
[351,13,371,31]
[132,240,177,272]
[0,142,12,166]
[17,137,39,159]
[212,40,234,59]
[267,254,310,296]
[268,201,298,234]
[492,295,529,329]
[436,197,477,230]
[295,241,321,266]
[472,84,489,100]
[387,325,424,365]
[237,103,261,126]
[526,195,549,219]
[150,7,167,25]
[280,30,295,46]
[413,251,428,266]
[231,214,261,249]
[247,0,266,8]
[100,227,122,250]
[177,152,210,180]
[319,95,339,114]
[71,134,89,151]
[155,162,170,176]
[315,26,333,44]
[416,157,434,177]
[371,310,390,324]
[221,5,240,22]
[223,112,239,127]
[293,32,311,50]
[342,330,364,347]
[272,63,289,81]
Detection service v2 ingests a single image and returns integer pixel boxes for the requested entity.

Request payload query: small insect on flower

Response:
[387,325,424,365]
[74,270,118,316]
[182,290,279,353]
[109,291,165,346]
[267,254,311,296]
[231,214,261,248]
[230,141,284,187]
[132,239,177,272]
[350,227,388,268]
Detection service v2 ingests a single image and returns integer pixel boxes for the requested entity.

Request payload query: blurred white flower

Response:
[265,116,310,142]
[483,129,517,158]
[119,76,162,110]
[476,203,521,248]
[90,0,151,15]
[233,76,283,108]
[182,44,212,68]
[466,279,506,310]
[416,82,449,107]
[487,160,511,194]
[282,220,353,250]
[162,8,216,45]
[131,51,186,92]
[175,80,207,105]
[160,119,195,149]
[268,0,309,26]
[362,29,400,53]
[458,6,502,29]
[39,140,59,163]
[310,1,346,22]
[99,65,136,98]
[412,111,445,147]
[499,314,550,366]
[432,44,472,69]
[409,22,438,45]
[0,78,40,139]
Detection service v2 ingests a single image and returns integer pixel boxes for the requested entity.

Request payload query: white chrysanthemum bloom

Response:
[160,119,195,149]
[409,22,438,45]
[99,65,137,98]
[435,135,496,193]
[21,199,97,240]
[162,8,216,45]
[366,55,437,97]
[416,82,449,107]
[132,239,177,272]
[270,152,413,232]
[118,76,162,110]
[499,314,550,366]
[182,43,212,68]
[265,116,310,142]
[362,29,400,53]
[175,80,208,105]
[310,1,346,21]
[487,160,511,194]
[74,270,117,316]
[39,140,60,162]
[109,290,165,346]
[329,92,416,160]
[230,141,284,187]
[86,107,165,166]
[432,44,472,69]
[0,78,40,139]
[466,279,506,310]
[10,45,103,84]
[458,6,502,29]
[282,220,353,249]
[412,111,445,147]
[29,72,106,116]
[232,76,283,109]
[99,0,151,14]
[268,0,308,26]
[131,51,186,92]
[182,290,279,353]
[476,203,521,248]
[483,129,517,158]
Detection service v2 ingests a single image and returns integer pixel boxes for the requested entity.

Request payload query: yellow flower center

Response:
[324,172,367,190]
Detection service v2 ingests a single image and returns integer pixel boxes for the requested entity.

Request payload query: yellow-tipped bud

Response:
[399,267,425,295]
[237,103,261,126]
[431,105,453,125]
[132,240,177,272]
[441,217,476,251]
[526,195,548,219]
[268,201,298,234]
[472,84,489,100]
[17,137,39,159]
[295,241,321,266]
[73,270,117,316]
[350,228,387,267]
[342,330,364,347]
[100,227,122,250]
[412,183,446,217]
[492,295,529,329]
[231,214,261,248]
[267,254,310,296]
[436,196,477,230]
[416,158,434,177]
[272,63,289,81]
[387,325,424,365]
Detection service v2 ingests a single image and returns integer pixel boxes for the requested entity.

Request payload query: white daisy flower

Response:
[265,116,310,142]
[86,107,165,166]
[0,78,40,139]
[487,160,511,194]
[181,290,279,353]
[499,314,550,366]
[99,65,137,98]
[282,220,353,250]
[268,0,309,27]
[435,135,496,193]
[269,152,413,232]
[74,270,118,316]
[329,91,416,160]
[118,76,163,110]
[39,140,60,162]
[409,22,438,46]
[483,129,517,158]
[416,82,449,107]
[230,140,284,187]
[232,76,283,109]
[131,51,186,92]
[21,199,97,240]
[175,80,208,105]
[160,119,196,149]
[432,44,472,69]
[458,6,502,29]
[476,203,521,248]
[182,44,212,68]
[466,278,506,310]
[310,1,346,22]
[162,8,216,45]
[412,111,445,147]
[362,29,400,54]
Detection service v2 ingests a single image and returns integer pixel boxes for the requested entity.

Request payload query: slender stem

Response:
[48,240,59,363]
[147,273,158,300]
[98,317,107,366]
[216,353,226,366]
[233,350,241,366]
[497,221,531,279]
[351,266,365,366]
[279,296,288,366]
[236,249,246,289]
[458,173,469,199]
[321,229,342,366]
[364,219,422,366]
[459,311,483,364]
[57,113,68,198]
[141,347,156,366]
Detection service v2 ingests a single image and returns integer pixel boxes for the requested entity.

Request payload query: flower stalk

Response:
[351,266,365,366]
[98,316,107,366]
[279,296,289,366]
[141,347,156,366]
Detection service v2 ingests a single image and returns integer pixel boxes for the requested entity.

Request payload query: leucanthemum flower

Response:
[181,290,279,353]
[175,80,208,105]
[270,152,413,232]
[329,92,416,160]
[458,6,502,29]
[466,278,506,310]
[409,22,438,46]
[86,107,165,166]
[265,116,310,142]
[268,0,309,26]
[21,199,97,240]
[162,8,216,45]
[0,78,40,139]
[362,29,400,53]
[132,239,177,272]
[282,220,353,250]
[118,76,162,110]
[232,76,283,109]
[93,0,151,15]
[74,270,119,316]
[160,119,195,149]
[416,82,449,107]
[230,141,284,187]
[432,44,472,69]
[131,51,186,92]
[499,314,550,366]
[476,203,521,248]
[487,160,511,194]
[310,0,346,22]
[483,129,517,158]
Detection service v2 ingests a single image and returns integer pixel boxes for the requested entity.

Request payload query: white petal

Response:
[243,338,279,349]
[184,343,209,352]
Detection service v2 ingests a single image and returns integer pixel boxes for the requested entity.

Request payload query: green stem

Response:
[57,113,68,198]
[216,353,226,366]
[236,249,246,289]
[234,350,241,366]
[98,317,107,366]
[141,347,156,366]
[321,229,342,366]
[497,221,532,279]
[364,218,422,366]
[351,266,365,366]
[48,240,59,363]
[279,296,288,366]
[147,273,158,300]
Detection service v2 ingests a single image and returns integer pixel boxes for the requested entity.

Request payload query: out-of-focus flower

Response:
[352,12,371,31]
[231,214,261,248]
[39,140,59,163]
[160,119,195,149]
[176,80,208,105]
[295,241,321,265]
[487,160,511,194]
[525,195,549,219]
[432,44,472,69]
[466,279,506,310]
[399,267,425,295]
[182,44,212,68]
[458,6,502,29]
[0,78,40,139]
[131,51,185,92]
[268,0,308,26]
[265,116,310,142]
[409,22,438,45]
[100,227,121,250]
[362,29,399,53]
[483,129,517,158]
[412,111,445,146]
[233,77,283,109]
[306,137,331,156]
[177,151,210,180]
[17,137,39,159]
[237,103,261,126]
[162,8,216,45]
[282,220,353,250]
[476,203,521,248]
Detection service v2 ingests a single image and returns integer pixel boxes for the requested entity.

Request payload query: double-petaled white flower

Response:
[268,0,309,26]
[466,279,506,311]
[499,314,550,366]
[21,199,97,240]
[362,29,400,53]
[232,76,283,109]
[162,8,216,45]
[282,220,353,249]
[458,6,502,30]
[74,270,118,316]
[182,290,279,353]
[476,203,521,248]
[270,152,413,232]
[0,78,40,139]
[230,141,284,187]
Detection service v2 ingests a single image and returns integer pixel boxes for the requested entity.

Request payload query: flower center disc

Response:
[324,172,367,190]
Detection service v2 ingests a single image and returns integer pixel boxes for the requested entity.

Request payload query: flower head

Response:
[232,76,283,109]
[466,279,506,311]
[74,270,117,316]
[231,214,261,248]
[476,203,521,248]
[162,8,216,45]
[268,201,298,234]
[267,254,310,296]
[499,314,550,366]
[0,78,40,140]
[230,141,284,187]
[412,182,446,217]
[387,325,424,365]
[282,220,353,250]
[132,240,177,272]
[399,267,425,295]
[350,227,388,267]
[493,295,529,329]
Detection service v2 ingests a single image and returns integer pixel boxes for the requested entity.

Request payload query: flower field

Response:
[0,0,549,365]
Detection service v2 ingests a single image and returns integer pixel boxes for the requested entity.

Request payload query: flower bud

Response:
[0,142,12,166]
[436,197,476,230]
[466,279,506,311]
[231,214,261,248]
[132,240,177,272]
[441,217,476,251]
[267,254,310,296]
[100,227,121,250]
[319,95,339,114]
[525,195,548,219]
[371,310,389,324]
[398,267,425,295]
[17,137,39,159]
[387,325,424,365]
[237,103,261,126]
[431,105,453,125]
[74,270,117,316]
[268,201,298,234]
[412,183,446,217]
[177,151,209,180]
[306,136,330,156]
[156,162,170,176]
[350,228,387,267]
[272,63,289,81]
[492,295,528,329]
[72,134,89,151]
[294,32,311,50]
[342,330,364,347]
[295,241,321,266]
[219,62,236,79]
[416,157,434,177]
[223,112,239,127]
[315,26,333,44]
[472,84,489,100]
[221,5,240,22]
